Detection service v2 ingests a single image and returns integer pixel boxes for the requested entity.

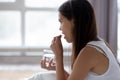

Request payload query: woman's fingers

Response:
[50,35,62,53]
[47,59,56,70]
[40,59,47,69]
[40,59,56,70]
[51,35,61,44]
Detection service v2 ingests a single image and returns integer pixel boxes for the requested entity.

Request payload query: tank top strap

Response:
[87,40,117,63]
[87,40,108,57]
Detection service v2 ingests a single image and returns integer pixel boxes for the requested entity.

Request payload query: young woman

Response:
[30,0,120,80]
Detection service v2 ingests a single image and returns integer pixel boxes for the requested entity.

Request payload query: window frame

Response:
[117,0,120,60]
[0,0,70,56]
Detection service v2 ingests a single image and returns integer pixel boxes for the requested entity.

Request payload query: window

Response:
[117,0,120,60]
[0,0,15,2]
[0,11,21,46]
[0,0,69,56]
[25,0,65,8]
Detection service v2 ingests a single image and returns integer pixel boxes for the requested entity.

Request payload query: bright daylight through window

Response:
[117,0,120,61]
[0,0,15,2]
[0,0,69,56]
[0,0,119,57]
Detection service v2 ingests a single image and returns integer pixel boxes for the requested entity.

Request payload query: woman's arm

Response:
[67,46,94,80]
[50,35,67,80]
[50,35,95,80]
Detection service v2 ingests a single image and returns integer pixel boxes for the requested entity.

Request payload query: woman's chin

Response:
[64,37,72,43]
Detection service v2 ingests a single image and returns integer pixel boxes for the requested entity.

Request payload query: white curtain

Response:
[88,0,118,56]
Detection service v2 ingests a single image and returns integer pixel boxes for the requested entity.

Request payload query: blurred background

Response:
[0,0,119,80]
[0,0,70,80]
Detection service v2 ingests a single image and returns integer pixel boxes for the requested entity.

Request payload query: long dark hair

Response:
[58,0,98,69]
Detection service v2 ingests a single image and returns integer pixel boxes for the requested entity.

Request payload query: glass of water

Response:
[42,49,56,67]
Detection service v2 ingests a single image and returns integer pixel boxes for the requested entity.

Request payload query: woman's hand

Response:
[50,35,63,59]
[40,58,56,70]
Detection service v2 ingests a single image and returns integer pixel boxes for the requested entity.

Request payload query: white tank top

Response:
[85,40,120,80]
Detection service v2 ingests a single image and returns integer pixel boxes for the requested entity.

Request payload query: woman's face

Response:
[58,13,74,43]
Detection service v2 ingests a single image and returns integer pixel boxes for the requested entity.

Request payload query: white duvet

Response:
[26,71,56,80]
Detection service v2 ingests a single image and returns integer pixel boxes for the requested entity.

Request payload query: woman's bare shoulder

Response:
[77,45,105,66]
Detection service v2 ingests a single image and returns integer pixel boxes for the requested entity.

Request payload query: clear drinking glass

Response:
[42,49,56,67]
